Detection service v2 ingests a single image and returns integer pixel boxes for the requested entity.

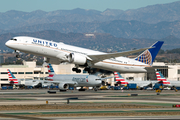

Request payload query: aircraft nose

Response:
[98,80,102,85]
[5,40,15,49]
[5,40,10,47]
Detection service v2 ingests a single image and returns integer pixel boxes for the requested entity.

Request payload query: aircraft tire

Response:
[84,67,90,71]
[76,69,81,73]
[16,54,20,58]
[78,89,85,91]
[60,89,67,92]
[72,68,77,71]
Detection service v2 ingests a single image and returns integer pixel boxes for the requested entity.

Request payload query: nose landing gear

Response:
[16,54,20,58]
[15,50,21,58]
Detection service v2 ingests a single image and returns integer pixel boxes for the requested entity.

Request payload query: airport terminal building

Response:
[0,61,180,87]
[0,61,84,87]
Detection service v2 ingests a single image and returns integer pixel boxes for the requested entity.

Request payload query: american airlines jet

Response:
[7,69,40,87]
[156,71,180,88]
[114,72,157,89]
[5,36,163,73]
[45,63,112,91]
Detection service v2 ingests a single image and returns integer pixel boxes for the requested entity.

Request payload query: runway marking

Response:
[107,94,180,97]
[0,98,35,100]
[69,102,174,107]
[4,109,180,115]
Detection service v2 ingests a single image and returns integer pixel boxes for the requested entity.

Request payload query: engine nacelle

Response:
[68,53,87,65]
[59,83,69,90]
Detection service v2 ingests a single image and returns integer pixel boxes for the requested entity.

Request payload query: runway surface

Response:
[0,89,179,119]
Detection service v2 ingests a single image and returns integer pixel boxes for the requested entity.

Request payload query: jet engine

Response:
[59,83,69,90]
[68,53,87,65]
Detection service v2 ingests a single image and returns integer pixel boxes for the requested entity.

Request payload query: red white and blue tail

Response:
[114,72,128,85]
[156,71,170,85]
[47,63,55,81]
[7,69,19,84]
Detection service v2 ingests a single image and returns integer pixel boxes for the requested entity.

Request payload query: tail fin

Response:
[114,72,128,85]
[135,41,164,66]
[7,69,19,84]
[46,63,55,81]
[156,71,170,85]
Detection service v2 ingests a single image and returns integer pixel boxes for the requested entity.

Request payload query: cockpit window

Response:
[10,38,17,41]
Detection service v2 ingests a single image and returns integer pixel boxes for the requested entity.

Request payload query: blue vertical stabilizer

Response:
[135,41,164,65]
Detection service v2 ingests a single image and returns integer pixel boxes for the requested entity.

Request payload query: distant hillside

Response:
[4,20,180,39]
[0,1,180,39]
[1,30,180,52]
[1,1,180,30]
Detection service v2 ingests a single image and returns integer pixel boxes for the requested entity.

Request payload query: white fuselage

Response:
[170,81,180,87]
[164,80,180,87]
[5,36,150,73]
[17,79,40,87]
[52,74,102,87]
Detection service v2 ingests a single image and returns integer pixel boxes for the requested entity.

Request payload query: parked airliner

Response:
[45,63,112,91]
[5,36,163,73]
[114,72,157,89]
[7,69,40,87]
[156,71,180,88]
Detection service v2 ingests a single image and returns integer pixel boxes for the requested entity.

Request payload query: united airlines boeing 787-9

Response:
[5,36,163,73]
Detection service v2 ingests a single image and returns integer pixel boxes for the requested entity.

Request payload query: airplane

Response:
[5,36,163,73]
[114,72,157,90]
[7,69,40,88]
[45,63,113,91]
[156,71,180,89]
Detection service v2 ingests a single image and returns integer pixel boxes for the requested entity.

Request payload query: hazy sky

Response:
[0,0,180,12]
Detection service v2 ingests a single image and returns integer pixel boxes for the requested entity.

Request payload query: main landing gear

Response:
[72,67,92,73]
[78,87,86,91]
[72,68,81,73]
[84,67,91,73]
[93,86,98,91]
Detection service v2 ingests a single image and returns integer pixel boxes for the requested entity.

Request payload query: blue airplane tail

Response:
[135,41,164,66]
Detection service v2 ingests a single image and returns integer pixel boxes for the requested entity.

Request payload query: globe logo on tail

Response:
[135,50,152,65]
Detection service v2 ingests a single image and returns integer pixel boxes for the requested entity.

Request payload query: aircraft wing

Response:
[139,84,149,88]
[18,79,39,82]
[88,47,151,63]
[139,82,153,88]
